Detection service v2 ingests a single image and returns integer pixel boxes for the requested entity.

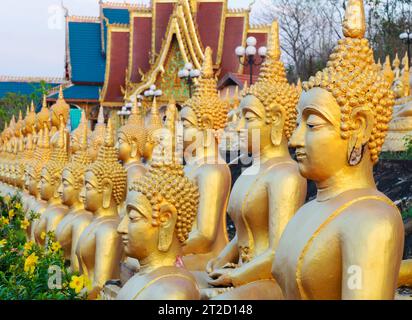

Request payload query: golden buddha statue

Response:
[24,126,52,240]
[179,47,231,271]
[20,104,37,209]
[383,53,412,152]
[56,122,93,271]
[116,105,200,300]
[70,109,87,156]
[4,116,17,189]
[23,98,52,214]
[76,118,127,300]
[143,98,163,162]
[272,0,404,300]
[204,21,307,300]
[12,111,26,189]
[50,86,70,150]
[88,106,106,162]
[116,96,147,189]
[34,118,70,246]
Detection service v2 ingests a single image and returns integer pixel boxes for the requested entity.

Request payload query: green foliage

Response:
[0,81,55,129]
[402,207,412,220]
[0,194,86,300]
[380,136,412,161]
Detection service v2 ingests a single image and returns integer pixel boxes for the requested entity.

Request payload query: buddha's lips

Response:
[295,151,307,160]
[175,256,185,268]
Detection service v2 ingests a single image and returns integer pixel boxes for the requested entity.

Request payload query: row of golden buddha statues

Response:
[0,0,411,300]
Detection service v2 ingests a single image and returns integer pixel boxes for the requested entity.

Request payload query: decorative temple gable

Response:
[127,0,205,103]
[155,37,191,103]
[62,0,270,107]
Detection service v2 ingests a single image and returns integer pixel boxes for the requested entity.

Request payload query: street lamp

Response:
[235,37,267,85]
[144,84,163,101]
[400,30,412,65]
[178,62,201,98]
[117,104,132,126]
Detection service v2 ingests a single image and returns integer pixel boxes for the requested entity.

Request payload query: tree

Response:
[0,81,55,129]
[252,0,412,81]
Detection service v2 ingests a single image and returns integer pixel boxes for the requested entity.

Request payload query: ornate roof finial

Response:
[202,47,214,78]
[393,53,401,69]
[342,0,366,39]
[18,110,23,122]
[30,100,35,112]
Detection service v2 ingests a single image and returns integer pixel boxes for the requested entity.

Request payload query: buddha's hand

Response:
[207,270,234,288]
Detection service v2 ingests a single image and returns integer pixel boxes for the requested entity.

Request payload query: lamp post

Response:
[117,104,131,126]
[400,30,412,65]
[178,63,201,98]
[235,37,267,85]
[144,84,163,101]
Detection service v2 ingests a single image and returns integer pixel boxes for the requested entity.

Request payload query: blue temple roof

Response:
[49,84,101,100]
[0,81,60,99]
[68,21,106,83]
[102,8,130,52]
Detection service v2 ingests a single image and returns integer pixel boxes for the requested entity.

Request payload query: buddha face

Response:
[27,169,39,197]
[237,95,273,154]
[181,107,201,152]
[59,169,78,207]
[117,132,133,162]
[289,87,349,182]
[392,79,404,99]
[40,168,57,201]
[51,110,61,128]
[117,191,158,260]
[82,171,103,213]
[70,136,81,155]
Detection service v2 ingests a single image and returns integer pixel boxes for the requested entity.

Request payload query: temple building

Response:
[58,0,270,119]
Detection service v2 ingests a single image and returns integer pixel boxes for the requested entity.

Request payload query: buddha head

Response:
[39,123,69,201]
[24,102,37,136]
[59,124,91,207]
[289,0,394,183]
[26,124,52,195]
[70,110,87,155]
[88,106,106,162]
[238,22,299,154]
[81,118,127,214]
[50,86,70,128]
[143,98,163,161]
[37,95,51,132]
[117,111,199,260]
[180,47,229,155]
[117,97,146,163]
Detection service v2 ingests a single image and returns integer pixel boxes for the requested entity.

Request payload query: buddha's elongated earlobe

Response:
[158,202,178,252]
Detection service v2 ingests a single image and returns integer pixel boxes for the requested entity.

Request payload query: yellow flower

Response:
[21,219,30,230]
[51,241,61,253]
[1,217,9,225]
[69,275,85,294]
[40,232,46,240]
[24,253,38,274]
[0,239,7,248]
[14,203,21,210]
[23,241,34,255]
[4,195,10,204]
[8,209,15,219]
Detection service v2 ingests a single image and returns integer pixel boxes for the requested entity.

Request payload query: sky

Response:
[0,0,257,78]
